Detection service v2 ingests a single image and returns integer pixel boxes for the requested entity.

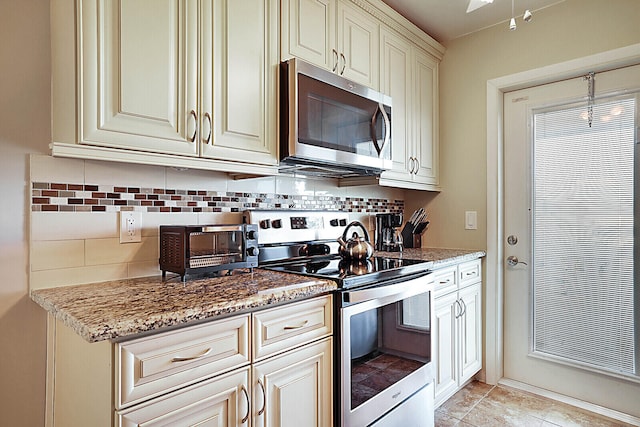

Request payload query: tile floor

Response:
[435,381,636,427]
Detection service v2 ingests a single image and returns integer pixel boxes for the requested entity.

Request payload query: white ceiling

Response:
[381,0,566,43]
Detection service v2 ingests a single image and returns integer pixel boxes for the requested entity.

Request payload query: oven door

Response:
[338,272,434,427]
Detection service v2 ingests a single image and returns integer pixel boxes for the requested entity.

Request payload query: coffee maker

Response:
[375,213,404,251]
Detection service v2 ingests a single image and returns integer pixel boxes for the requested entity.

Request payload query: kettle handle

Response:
[341,221,371,242]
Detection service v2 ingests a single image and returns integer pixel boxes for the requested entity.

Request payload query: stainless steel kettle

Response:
[337,221,374,261]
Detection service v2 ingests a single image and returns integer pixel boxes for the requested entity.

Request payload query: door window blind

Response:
[532,96,636,376]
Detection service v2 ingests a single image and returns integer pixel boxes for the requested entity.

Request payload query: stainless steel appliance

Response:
[244,210,434,427]
[280,58,392,177]
[375,213,404,252]
[159,224,258,281]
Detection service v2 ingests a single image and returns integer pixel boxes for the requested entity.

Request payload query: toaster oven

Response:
[159,224,259,281]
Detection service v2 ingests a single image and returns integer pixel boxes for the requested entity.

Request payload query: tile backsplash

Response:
[29,155,405,290]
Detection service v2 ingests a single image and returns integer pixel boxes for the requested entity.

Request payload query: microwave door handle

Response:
[370,103,390,156]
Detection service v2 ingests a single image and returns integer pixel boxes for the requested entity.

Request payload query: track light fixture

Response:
[509,1,533,31]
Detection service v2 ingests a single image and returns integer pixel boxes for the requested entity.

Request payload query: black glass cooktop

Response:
[262,255,431,289]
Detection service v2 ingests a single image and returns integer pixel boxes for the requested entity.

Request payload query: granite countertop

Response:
[31,269,337,343]
[376,247,486,269]
[30,247,484,344]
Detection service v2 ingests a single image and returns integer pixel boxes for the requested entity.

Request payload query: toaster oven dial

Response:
[271,219,283,229]
[260,219,271,229]
[247,246,259,257]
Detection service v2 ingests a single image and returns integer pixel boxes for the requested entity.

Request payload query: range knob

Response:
[339,219,347,227]
[247,246,259,257]
[246,230,257,240]
[272,219,282,229]
[329,219,339,227]
[260,219,271,229]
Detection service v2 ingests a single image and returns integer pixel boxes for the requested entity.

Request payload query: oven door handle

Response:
[344,272,433,304]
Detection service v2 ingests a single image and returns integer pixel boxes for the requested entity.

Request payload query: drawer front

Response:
[433,265,458,297]
[116,314,250,409]
[253,295,332,361]
[459,259,482,288]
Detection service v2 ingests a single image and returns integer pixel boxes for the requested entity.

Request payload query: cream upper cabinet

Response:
[378,27,440,191]
[378,27,412,182]
[51,0,278,174]
[201,0,278,165]
[76,0,199,156]
[281,0,379,88]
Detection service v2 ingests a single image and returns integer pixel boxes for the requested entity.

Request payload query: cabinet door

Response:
[79,0,198,156]
[200,0,277,165]
[412,48,439,186]
[117,367,250,427]
[379,27,412,182]
[253,338,333,427]
[281,0,336,71]
[337,1,379,88]
[433,292,459,406]
[459,283,482,384]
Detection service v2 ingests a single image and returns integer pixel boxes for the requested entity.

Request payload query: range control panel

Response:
[244,210,350,245]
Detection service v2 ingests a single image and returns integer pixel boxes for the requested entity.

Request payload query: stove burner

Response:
[262,255,430,289]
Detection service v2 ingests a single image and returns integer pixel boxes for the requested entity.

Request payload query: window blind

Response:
[532,96,636,376]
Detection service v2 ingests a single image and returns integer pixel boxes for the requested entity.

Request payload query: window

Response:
[532,96,637,376]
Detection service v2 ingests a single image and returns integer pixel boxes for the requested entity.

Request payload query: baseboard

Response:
[498,378,640,427]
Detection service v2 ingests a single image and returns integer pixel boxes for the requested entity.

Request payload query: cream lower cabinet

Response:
[51,0,278,174]
[115,295,333,427]
[281,0,379,89]
[433,260,482,407]
[44,295,332,427]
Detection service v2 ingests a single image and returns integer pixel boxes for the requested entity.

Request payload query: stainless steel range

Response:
[244,210,435,427]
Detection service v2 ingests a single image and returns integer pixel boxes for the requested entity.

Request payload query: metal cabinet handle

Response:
[258,378,266,416]
[170,347,212,363]
[408,157,415,174]
[454,299,463,318]
[283,320,309,330]
[332,49,339,72]
[439,279,450,285]
[414,157,420,174]
[240,384,250,424]
[340,53,346,75]
[189,109,198,142]
[460,298,467,317]
[203,112,212,144]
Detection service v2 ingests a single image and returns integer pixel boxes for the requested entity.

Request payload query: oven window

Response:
[350,291,431,410]
[189,232,244,261]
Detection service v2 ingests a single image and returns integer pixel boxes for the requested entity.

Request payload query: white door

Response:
[503,64,640,415]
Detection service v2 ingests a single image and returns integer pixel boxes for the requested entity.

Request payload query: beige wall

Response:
[0,0,49,425]
[407,0,640,250]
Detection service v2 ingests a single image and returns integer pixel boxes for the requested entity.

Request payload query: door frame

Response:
[484,42,640,386]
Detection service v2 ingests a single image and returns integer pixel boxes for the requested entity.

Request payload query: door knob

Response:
[506,256,528,266]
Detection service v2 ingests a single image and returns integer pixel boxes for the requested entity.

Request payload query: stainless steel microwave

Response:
[280,58,392,177]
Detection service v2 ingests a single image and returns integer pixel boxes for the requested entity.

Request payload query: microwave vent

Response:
[278,159,382,178]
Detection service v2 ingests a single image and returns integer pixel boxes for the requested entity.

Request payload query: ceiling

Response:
[381,0,566,43]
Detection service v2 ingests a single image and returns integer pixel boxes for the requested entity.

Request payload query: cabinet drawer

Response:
[116,314,250,409]
[459,259,482,288]
[433,266,458,297]
[253,295,332,361]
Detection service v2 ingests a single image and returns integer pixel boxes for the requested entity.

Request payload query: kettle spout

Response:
[337,236,347,249]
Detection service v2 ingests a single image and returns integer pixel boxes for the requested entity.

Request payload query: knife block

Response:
[400,224,421,248]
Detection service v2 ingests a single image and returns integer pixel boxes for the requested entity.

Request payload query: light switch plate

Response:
[120,211,142,243]
[465,211,478,230]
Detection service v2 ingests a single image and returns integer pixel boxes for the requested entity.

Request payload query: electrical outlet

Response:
[465,211,478,230]
[120,211,142,243]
